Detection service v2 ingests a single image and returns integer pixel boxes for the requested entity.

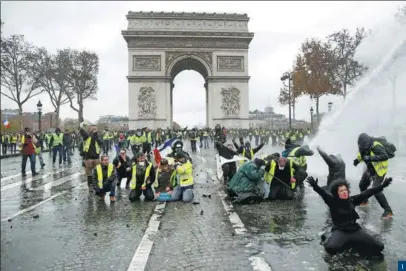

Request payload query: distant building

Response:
[97,115,129,130]
[249,107,310,129]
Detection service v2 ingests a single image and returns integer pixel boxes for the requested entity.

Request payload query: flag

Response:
[3,120,10,128]
[153,137,179,165]
[215,141,248,166]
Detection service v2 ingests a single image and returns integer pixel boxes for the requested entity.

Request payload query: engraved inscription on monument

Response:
[217,56,244,72]
[133,55,161,71]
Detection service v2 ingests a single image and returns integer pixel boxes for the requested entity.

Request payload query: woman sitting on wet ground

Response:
[154,158,175,202]
[306,176,392,257]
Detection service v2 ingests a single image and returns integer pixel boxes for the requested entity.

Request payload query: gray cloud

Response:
[1,1,400,127]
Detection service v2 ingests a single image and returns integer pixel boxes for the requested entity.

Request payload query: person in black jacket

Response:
[63,129,73,164]
[317,146,345,188]
[307,176,392,257]
[79,123,104,192]
[215,141,239,188]
[112,149,131,189]
[354,133,393,219]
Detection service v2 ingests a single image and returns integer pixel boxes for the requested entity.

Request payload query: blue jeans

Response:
[52,145,63,164]
[171,185,194,202]
[203,136,209,148]
[21,154,36,174]
[36,152,45,167]
[63,146,72,163]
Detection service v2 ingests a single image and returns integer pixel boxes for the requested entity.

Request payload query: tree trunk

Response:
[316,97,320,129]
[343,83,347,100]
[55,106,60,128]
[18,104,23,130]
[79,104,84,123]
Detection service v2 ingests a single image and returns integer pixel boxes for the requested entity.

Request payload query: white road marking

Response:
[127,202,166,271]
[217,190,247,235]
[1,166,81,192]
[249,256,273,271]
[1,162,80,183]
[1,181,87,222]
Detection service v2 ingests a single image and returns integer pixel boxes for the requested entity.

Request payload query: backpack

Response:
[375,136,396,159]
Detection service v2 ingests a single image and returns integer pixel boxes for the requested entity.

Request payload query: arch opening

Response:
[168,56,210,128]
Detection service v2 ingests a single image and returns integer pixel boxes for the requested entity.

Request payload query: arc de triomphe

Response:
[122,11,254,129]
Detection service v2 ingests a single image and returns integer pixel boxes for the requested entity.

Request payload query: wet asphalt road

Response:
[1,146,405,271]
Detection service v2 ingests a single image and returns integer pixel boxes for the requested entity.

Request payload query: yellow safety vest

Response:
[174,161,194,187]
[52,133,64,147]
[131,135,145,145]
[83,137,100,154]
[144,132,152,143]
[131,163,153,189]
[103,132,110,140]
[95,164,114,189]
[11,136,18,143]
[203,131,208,137]
[264,160,295,189]
[287,147,307,167]
[357,141,388,177]
[240,148,254,165]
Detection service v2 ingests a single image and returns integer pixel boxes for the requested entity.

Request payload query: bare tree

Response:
[0,34,41,117]
[395,4,406,25]
[27,48,71,127]
[65,49,99,122]
[327,28,369,100]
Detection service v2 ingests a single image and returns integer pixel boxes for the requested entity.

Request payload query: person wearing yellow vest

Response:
[354,133,393,219]
[233,140,264,165]
[202,128,209,149]
[20,127,39,177]
[143,128,153,160]
[49,128,64,166]
[1,133,10,155]
[189,128,198,153]
[264,157,297,200]
[129,152,155,202]
[11,133,18,154]
[102,128,111,155]
[34,131,46,169]
[130,129,146,156]
[93,154,117,202]
[80,123,104,192]
[171,152,194,203]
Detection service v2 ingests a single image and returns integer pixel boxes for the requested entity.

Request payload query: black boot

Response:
[87,176,94,193]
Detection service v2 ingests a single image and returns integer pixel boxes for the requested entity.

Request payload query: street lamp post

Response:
[328,102,333,113]
[37,100,43,132]
[281,72,292,129]
[310,107,314,130]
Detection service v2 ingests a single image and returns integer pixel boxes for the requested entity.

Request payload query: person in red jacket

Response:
[20,127,38,177]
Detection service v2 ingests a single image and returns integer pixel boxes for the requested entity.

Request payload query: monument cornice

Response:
[122,30,254,38]
[124,36,253,49]
[127,76,171,82]
[207,76,250,82]
[127,11,250,21]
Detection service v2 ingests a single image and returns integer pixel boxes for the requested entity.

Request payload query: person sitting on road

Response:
[263,157,297,200]
[154,158,176,202]
[129,152,155,202]
[93,154,117,202]
[112,149,131,189]
[171,152,194,203]
[307,176,392,257]
[228,158,266,204]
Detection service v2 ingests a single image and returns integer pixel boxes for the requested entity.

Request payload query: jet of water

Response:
[308,20,406,180]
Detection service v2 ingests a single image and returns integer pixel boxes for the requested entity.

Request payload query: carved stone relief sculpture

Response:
[133,55,161,71]
[166,51,212,70]
[138,87,157,118]
[217,56,244,72]
[220,87,241,117]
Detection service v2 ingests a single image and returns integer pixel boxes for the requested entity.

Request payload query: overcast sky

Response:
[1,1,401,126]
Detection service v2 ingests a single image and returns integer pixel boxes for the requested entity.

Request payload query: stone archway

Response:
[122,11,254,129]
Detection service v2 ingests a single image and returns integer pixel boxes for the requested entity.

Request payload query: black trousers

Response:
[359,170,391,211]
[190,140,197,152]
[117,171,131,187]
[222,162,237,186]
[129,186,154,202]
[267,185,294,200]
[324,229,384,256]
